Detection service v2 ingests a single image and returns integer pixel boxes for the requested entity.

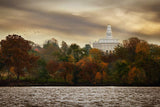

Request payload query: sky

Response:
[0,0,160,47]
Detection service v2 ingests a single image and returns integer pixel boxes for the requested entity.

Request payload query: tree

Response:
[149,44,160,59]
[128,67,146,85]
[61,41,68,56]
[77,57,100,84]
[46,60,59,77]
[136,41,149,55]
[56,41,69,62]
[99,62,109,83]
[115,37,141,62]
[112,60,130,84]
[0,35,38,80]
[40,38,60,61]
[83,44,92,56]
[89,48,103,62]
[0,49,5,80]
[95,72,102,84]
[68,44,83,62]
[59,62,75,83]
[35,58,50,80]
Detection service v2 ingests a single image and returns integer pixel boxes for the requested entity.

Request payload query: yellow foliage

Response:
[100,62,108,69]
[121,60,127,64]
[10,66,15,74]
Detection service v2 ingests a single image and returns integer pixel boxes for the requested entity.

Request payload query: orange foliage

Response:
[10,67,15,74]
[100,62,108,70]
[136,41,149,54]
[128,66,146,84]
[77,58,99,83]
[0,35,39,80]
[102,71,108,81]
[95,72,102,83]
[128,67,137,84]
[59,62,75,82]
[76,57,91,67]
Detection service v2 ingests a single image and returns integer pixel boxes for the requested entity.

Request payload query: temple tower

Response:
[93,24,119,53]
[106,25,112,39]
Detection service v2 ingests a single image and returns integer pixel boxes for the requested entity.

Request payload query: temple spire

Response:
[106,24,112,39]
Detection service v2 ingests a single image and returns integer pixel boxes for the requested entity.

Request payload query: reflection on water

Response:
[0,87,160,107]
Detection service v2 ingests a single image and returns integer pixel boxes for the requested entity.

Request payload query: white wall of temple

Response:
[93,25,119,53]
[93,43,119,52]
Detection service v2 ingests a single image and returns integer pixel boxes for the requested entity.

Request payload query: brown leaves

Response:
[46,60,59,74]
[0,34,38,79]
[77,57,108,84]
[136,41,150,54]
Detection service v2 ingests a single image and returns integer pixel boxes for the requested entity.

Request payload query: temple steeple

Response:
[106,24,112,39]
[93,24,119,53]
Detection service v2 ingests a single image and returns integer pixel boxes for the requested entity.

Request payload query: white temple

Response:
[93,25,119,53]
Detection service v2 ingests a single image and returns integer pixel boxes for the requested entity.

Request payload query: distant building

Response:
[93,25,119,53]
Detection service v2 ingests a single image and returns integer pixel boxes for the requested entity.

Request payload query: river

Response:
[0,87,160,107]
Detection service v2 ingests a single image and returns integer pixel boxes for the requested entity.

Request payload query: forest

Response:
[0,34,160,86]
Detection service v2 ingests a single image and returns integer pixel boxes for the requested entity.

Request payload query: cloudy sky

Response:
[0,0,160,47]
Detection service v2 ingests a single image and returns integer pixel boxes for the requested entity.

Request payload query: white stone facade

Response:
[93,25,119,53]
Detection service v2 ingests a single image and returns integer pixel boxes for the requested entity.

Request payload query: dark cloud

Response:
[0,0,159,45]
[0,0,29,10]
[0,6,106,36]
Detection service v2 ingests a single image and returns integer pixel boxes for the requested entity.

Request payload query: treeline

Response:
[0,34,160,86]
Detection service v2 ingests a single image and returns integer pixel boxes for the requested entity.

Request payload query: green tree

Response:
[40,38,60,61]
[115,37,141,62]
[112,60,130,84]
[36,58,50,81]
[68,44,83,62]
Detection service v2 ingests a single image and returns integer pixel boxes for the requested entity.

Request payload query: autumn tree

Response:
[77,57,100,84]
[89,48,103,62]
[115,37,141,62]
[95,72,102,84]
[0,35,38,80]
[128,67,146,85]
[46,60,59,77]
[99,62,109,83]
[0,49,5,80]
[59,62,75,84]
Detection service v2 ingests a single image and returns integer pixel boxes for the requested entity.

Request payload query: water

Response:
[0,87,160,107]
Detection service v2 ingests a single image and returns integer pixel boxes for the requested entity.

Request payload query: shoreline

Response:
[1,80,160,87]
